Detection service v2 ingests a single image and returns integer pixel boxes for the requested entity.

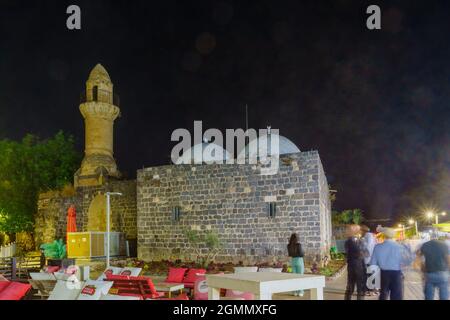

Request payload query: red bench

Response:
[105,274,188,300]
[0,279,32,300]
[163,267,206,292]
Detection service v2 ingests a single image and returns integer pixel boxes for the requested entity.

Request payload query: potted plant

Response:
[40,239,67,266]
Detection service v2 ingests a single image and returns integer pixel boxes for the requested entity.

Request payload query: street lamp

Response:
[397,224,405,239]
[425,211,435,225]
[436,211,447,225]
[105,192,122,268]
[408,219,418,236]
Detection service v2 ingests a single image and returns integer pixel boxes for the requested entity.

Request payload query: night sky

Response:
[0,0,449,222]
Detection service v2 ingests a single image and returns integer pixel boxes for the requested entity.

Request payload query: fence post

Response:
[11,257,17,280]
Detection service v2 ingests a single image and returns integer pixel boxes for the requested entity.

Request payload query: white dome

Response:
[175,142,231,164]
[237,134,300,160]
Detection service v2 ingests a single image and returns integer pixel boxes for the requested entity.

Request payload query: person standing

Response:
[370,228,412,300]
[287,233,305,297]
[445,234,450,254]
[344,224,365,300]
[361,225,377,295]
[416,236,449,300]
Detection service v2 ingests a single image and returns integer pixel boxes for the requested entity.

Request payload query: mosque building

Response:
[35,64,332,264]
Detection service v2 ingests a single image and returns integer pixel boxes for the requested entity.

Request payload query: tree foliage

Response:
[332,209,364,225]
[0,131,80,233]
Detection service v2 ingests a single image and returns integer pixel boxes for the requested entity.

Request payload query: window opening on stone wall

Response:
[172,206,181,222]
[268,202,277,218]
[93,85,98,101]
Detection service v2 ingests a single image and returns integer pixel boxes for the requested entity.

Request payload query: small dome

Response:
[237,134,300,160]
[175,142,231,164]
[88,64,111,82]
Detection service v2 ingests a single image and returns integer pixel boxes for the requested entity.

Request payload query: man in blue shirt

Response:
[370,227,413,300]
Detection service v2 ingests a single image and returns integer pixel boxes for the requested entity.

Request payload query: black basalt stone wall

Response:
[137,151,332,264]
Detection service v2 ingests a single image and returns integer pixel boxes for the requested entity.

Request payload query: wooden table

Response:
[154,283,184,298]
[205,272,325,300]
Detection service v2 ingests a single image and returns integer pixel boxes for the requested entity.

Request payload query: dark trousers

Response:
[345,260,365,300]
[362,262,368,293]
[379,270,403,300]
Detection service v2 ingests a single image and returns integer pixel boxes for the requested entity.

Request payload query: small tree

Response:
[332,209,364,225]
[183,229,222,268]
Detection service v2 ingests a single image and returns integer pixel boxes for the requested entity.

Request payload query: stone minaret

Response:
[75,64,121,188]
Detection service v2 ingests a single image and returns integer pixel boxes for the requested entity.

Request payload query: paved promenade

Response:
[273,267,448,300]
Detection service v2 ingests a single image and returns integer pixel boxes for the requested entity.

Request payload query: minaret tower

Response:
[75,64,121,188]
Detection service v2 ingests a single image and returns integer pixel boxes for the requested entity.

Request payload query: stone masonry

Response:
[34,65,332,264]
[137,151,331,264]
[35,180,137,247]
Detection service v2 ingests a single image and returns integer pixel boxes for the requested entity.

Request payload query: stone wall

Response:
[109,180,137,239]
[35,190,80,246]
[318,159,332,255]
[137,151,332,264]
[34,180,137,248]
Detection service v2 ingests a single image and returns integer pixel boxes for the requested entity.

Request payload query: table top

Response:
[154,283,184,291]
[206,272,325,283]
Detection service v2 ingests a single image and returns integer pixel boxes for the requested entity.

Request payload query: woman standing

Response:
[288,233,305,296]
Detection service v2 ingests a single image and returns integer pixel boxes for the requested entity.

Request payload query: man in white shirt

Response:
[361,225,377,295]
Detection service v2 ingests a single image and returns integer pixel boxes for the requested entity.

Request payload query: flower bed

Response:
[111,258,289,275]
[317,259,346,279]
[111,258,346,278]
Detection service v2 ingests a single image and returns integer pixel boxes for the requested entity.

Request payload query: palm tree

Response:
[351,209,363,225]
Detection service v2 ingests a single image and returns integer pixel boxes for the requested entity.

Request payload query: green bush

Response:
[320,267,334,277]
[183,229,222,268]
[40,239,66,259]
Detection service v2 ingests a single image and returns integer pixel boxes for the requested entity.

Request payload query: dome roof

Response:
[175,142,231,164]
[88,64,111,82]
[237,133,300,160]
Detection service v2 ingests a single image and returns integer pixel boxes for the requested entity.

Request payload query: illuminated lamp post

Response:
[398,224,405,240]
[426,211,435,225]
[439,211,447,224]
[408,219,418,236]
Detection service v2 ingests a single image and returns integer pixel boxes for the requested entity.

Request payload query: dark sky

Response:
[0,0,449,222]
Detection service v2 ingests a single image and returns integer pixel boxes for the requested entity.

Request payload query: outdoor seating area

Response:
[0,275,32,300]
[0,259,329,300]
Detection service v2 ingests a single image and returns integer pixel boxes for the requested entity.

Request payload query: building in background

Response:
[35,64,332,264]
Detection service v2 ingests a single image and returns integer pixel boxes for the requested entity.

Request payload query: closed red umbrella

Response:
[67,205,77,237]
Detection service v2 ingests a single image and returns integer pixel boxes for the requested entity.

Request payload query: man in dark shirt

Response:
[344,224,365,300]
[418,238,449,300]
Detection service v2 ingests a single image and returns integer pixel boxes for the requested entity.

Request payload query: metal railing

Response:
[80,89,120,107]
